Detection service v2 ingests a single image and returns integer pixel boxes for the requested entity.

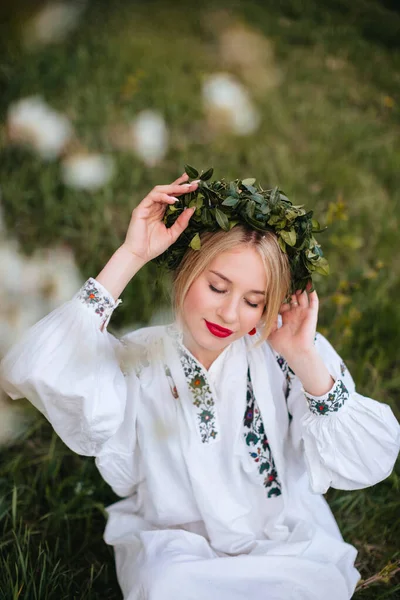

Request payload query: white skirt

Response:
[104,497,359,600]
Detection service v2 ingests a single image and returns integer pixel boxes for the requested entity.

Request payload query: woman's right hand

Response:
[122,173,199,264]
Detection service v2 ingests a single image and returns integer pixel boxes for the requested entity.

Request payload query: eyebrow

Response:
[209,270,266,296]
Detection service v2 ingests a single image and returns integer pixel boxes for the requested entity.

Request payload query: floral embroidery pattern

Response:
[77,278,114,323]
[244,369,282,498]
[305,379,350,416]
[164,365,179,399]
[275,354,295,399]
[177,349,219,444]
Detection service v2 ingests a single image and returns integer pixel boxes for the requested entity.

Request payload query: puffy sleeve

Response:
[282,333,400,494]
[0,277,131,457]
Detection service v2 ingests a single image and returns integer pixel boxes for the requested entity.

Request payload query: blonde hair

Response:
[172,226,291,343]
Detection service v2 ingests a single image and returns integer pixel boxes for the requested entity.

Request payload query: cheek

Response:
[241,305,264,330]
[183,280,210,317]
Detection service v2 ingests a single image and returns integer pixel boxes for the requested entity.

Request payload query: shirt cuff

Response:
[75,277,122,328]
[303,378,350,416]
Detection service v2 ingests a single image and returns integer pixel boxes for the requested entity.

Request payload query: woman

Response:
[1,172,399,600]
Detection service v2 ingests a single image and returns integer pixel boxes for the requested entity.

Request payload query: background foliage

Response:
[0,0,399,598]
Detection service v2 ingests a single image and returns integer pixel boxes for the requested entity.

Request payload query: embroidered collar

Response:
[166,322,233,377]
[165,327,282,498]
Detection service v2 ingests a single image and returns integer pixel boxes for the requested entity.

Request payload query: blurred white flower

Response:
[24,1,86,46]
[219,25,282,92]
[202,73,261,136]
[131,110,169,166]
[0,240,82,446]
[7,96,73,160]
[0,242,82,356]
[61,153,115,190]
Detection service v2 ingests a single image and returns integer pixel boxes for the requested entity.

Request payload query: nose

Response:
[216,294,240,326]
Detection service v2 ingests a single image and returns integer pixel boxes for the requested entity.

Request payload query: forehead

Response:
[206,246,267,289]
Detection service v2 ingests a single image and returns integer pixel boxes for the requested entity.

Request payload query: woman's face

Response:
[181,245,267,369]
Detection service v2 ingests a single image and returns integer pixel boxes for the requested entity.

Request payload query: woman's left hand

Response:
[267,283,319,361]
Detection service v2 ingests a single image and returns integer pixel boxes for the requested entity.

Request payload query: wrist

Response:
[95,245,146,301]
[285,348,335,397]
[118,244,147,270]
[283,346,318,370]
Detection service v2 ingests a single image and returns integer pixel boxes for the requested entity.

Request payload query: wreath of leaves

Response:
[153,164,329,295]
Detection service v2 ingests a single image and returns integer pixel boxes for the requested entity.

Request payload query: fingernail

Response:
[192,180,200,184]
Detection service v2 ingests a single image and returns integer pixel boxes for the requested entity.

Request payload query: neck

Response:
[181,330,222,371]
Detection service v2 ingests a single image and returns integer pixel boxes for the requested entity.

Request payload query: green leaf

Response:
[168,205,178,212]
[196,195,204,209]
[241,183,256,194]
[222,196,239,207]
[189,233,201,250]
[201,207,213,226]
[242,178,256,186]
[280,229,297,246]
[229,182,239,198]
[200,167,213,181]
[285,208,300,220]
[277,236,287,253]
[313,257,330,275]
[260,202,271,215]
[268,214,282,225]
[269,187,280,206]
[184,164,199,178]
[229,219,239,230]
[251,193,264,204]
[311,218,320,230]
[246,200,256,218]
[215,208,230,231]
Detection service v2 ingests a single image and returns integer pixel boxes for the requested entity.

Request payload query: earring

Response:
[248,327,257,336]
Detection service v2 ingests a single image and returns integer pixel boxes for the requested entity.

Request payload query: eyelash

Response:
[209,284,259,308]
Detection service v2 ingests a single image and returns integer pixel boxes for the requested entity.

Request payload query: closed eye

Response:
[209,285,259,308]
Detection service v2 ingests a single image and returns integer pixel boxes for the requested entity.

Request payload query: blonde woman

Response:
[1,172,399,600]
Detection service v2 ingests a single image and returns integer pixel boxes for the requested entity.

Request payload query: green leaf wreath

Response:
[153,164,330,295]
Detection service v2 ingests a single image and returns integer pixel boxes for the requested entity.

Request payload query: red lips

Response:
[205,320,233,338]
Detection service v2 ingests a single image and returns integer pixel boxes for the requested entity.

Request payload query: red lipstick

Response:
[205,320,233,338]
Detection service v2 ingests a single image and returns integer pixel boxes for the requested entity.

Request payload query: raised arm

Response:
[96,172,199,301]
[0,172,199,457]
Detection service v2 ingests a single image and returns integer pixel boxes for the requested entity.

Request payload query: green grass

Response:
[0,0,399,597]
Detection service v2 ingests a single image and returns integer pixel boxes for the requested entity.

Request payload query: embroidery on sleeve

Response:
[77,278,115,324]
[243,369,282,498]
[305,379,350,416]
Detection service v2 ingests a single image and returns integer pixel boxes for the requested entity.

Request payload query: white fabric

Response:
[1,278,399,600]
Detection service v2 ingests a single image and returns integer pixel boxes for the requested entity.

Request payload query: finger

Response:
[290,294,299,308]
[142,192,179,208]
[296,289,309,308]
[153,181,200,196]
[168,207,196,243]
[308,290,319,311]
[172,173,189,185]
[279,303,291,314]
